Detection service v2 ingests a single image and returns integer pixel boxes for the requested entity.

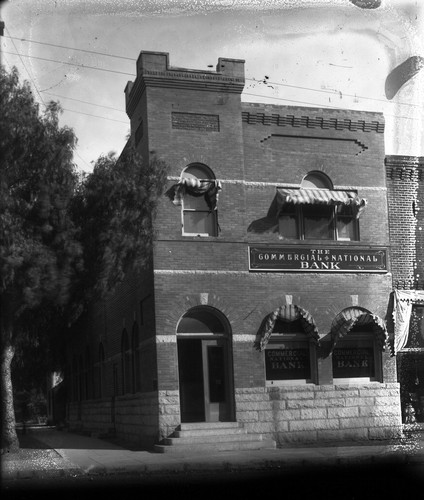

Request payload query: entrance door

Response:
[178,338,231,423]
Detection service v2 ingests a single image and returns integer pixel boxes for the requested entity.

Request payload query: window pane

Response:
[337,216,357,241]
[184,193,210,210]
[265,347,311,380]
[303,206,333,239]
[184,211,217,236]
[332,347,375,378]
[279,214,297,239]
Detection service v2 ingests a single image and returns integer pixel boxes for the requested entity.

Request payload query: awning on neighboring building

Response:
[393,290,424,354]
[172,178,222,210]
[330,307,387,352]
[255,304,320,351]
[276,188,367,218]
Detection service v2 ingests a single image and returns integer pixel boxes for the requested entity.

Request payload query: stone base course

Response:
[235,382,402,444]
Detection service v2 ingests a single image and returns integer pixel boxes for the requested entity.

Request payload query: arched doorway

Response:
[176,306,234,423]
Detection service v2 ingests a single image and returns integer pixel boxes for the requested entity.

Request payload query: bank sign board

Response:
[249,246,387,273]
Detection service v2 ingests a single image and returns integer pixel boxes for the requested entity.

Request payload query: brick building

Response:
[386,155,424,424]
[64,51,410,450]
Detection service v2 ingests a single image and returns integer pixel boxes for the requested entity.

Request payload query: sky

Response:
[1,0,423,173]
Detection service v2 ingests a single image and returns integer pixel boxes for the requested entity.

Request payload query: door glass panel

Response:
[207,346,225,403]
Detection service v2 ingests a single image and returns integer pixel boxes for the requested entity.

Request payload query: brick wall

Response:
[386,156,424,286]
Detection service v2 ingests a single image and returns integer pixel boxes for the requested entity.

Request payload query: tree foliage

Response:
[0,67,82,453]
[0,67,169,452]
[0,67,82,334]
[70,148,168,313]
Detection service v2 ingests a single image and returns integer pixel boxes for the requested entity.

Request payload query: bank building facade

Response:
[59,51,424,451]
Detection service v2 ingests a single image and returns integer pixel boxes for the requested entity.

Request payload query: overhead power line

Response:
[3,50,136,77]
[5,35,135,62]
[62,108,128,124]
[245,77,423,109]
[4,39,422,110]
[42,91,127,113]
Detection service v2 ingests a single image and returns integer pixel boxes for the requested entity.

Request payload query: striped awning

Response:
[172,178,222,210]
[277,188,367,218]
[330,307,388,352]
[254,304,320,351]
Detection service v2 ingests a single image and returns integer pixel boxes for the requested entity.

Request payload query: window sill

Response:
[333,377,379,385]
[266,380,314,386]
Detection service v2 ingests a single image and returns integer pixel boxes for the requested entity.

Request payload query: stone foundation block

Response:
[327,407,359,419]
[317,428,368,442]
[286,399,316,409]
[300,408,327,420]
[289,418,339,432]
[338,417,373,429]
[368,426,403,440]
[277,430,318,444]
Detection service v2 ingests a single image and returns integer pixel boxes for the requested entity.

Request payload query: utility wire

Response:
[42,91,126,113]
[5,31,92,170]
[245,77,423,109]
[62,107,128,124]
[5,28,46,107]
[5,35,135,61]
[3,50,136,77]
[5,40,423,111]
[5,36,422,110]
[5,45,420,123]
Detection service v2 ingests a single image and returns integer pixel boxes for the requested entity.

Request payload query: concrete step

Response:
[164,433,261,445]
[179,422,242,431]
[154,439,276,454]
[174,427,247,438]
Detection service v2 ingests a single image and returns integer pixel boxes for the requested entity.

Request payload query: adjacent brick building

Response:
[64,51,411,449]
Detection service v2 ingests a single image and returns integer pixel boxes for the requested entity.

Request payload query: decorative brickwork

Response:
[171,112,220,132]
[242,111,384,133]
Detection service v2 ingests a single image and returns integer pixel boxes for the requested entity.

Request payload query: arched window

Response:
[177,164,220,237]
[301,172,333,189]
[278,171,363,241]
[72,356,78,402]
[78,355,84,400]
[85,347,92,400]
[256,305,320,385]
[131,323,141,393]
[121,330,131,395]
[97,343,105,399]
[331,307,386,382]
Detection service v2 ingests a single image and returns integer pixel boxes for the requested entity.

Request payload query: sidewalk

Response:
[2,425,424,483]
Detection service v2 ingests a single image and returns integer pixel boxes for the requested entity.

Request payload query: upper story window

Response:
[278,172,366,242]
[173,164,221,237]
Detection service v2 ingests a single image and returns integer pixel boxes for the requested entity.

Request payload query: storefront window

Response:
[332,324,382,382]
[265,319,317,385]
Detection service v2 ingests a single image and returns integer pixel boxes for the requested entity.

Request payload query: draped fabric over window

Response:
[172,178,222,212]
[276,188,367,219]
[393,290,424,354]
[330,307,387,353]
[254,304,320,351]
